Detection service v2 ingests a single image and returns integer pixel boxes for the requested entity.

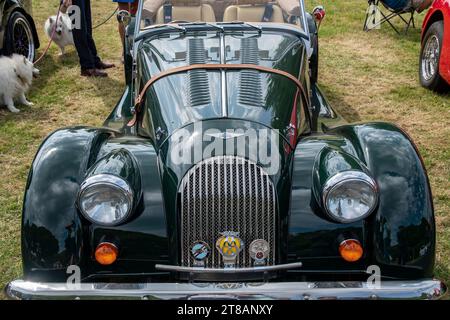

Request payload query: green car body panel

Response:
[21,23,436,283]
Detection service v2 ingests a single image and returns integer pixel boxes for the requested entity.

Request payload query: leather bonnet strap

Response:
[135,63,307,106]
[129,64,308,126]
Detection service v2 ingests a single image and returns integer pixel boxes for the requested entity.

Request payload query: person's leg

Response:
[84,0,114,69]
[71,0,96,70]
[84,0,102,66]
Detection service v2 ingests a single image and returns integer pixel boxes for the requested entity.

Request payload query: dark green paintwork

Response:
[288,122,435,279]
[20,24,436,282]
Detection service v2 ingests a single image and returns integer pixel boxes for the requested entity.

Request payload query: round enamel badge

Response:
[249,239,270,263]
[191,241,210,261]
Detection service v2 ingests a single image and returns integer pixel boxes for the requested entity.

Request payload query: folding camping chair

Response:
[364,0,416,34]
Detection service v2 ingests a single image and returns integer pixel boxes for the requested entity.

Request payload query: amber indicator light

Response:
[95,242,118,265]
[339,239,363,262]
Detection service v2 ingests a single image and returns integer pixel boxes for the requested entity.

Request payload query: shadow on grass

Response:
[433,88,450,98]
[378,25,422,42]
[436,262,450,296]
[36,49,123,115]
[319,84,362,122]
[0,106,51,124]
[84,72,124,108]
[51,49,124,108]
[34,50,79,89]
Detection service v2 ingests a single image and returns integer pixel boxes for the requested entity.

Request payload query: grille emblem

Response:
[249,239,270,266]
[216,231,244,268]
[191,241,210,267]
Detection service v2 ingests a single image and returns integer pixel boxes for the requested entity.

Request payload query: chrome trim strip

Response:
[155,262,303,273]
[6,279,446,300]
[298,0,309,38]
[134,0,143,37]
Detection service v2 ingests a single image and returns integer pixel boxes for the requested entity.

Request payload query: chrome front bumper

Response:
[5,279,446,300]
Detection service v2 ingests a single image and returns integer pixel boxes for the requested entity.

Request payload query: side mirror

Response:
[312,6,326,25]
[117,9,132,27]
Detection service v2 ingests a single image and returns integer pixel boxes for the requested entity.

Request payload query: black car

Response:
[0,0,39,61]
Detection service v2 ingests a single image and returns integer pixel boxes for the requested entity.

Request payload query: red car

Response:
[420,0,450,91]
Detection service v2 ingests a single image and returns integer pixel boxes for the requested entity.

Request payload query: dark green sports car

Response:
[6,0,446,299]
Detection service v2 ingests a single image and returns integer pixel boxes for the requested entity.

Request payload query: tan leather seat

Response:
[155,1,216,23]
[202,0,237,21]
[223,1,284,23]
[142,0,165,21]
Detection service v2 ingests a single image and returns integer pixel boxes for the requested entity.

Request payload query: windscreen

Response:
[136,0,308,32]
[138,30,306,135]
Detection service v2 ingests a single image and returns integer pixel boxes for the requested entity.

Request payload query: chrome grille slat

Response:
[211,162,216,267]
[180,156,276,268]
[271,177,276,263]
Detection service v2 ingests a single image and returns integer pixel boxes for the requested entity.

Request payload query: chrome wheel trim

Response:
[421,35,440,82]
[12,17,35,62]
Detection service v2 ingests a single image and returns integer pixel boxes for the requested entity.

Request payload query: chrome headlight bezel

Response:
[77,174,134,226]
[322,170,379,223]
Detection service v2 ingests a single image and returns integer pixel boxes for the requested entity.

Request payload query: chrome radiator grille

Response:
[180,156,276,268]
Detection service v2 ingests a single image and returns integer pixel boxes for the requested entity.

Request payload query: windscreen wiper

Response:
[142,23,186,33]
[218,21,262,34]
[178,22,225,33]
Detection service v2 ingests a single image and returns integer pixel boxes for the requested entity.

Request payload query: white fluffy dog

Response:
[44,14,74,55]
[0,54,39,113]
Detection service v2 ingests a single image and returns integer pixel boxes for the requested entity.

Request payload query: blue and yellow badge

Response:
[216,232,244,267]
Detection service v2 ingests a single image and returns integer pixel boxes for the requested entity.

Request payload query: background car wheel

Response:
[419,21,448,92]
[4,11,36,62]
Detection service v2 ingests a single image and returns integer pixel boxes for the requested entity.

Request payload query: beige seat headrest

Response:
[236,0,271,4]
[166,0,203,5]
[155,3,216,23]
[223,3,284,23]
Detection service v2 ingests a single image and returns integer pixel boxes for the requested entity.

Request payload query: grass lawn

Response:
[0,0,448,298]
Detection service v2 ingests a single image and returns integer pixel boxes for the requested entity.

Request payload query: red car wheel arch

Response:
[422,0,450,85]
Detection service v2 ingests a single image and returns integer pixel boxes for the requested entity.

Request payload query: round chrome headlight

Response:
[322,171,378,223]
[78,174,133,226]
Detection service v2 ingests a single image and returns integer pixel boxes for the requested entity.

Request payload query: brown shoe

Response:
[96,61,115,69]
[81,68,108,77]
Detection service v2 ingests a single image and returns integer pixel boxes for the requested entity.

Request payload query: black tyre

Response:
[419,20,449,92]
[3,11,36,62]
